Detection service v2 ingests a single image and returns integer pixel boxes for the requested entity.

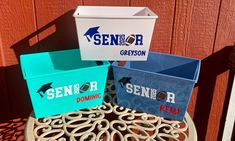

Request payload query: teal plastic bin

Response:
[20,49,110,118]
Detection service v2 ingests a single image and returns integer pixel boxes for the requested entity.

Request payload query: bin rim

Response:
[20,52,110,80]
[73,6,158,19]
[112,52,201,83]
[112,64,196,83]
[21,62,110,80]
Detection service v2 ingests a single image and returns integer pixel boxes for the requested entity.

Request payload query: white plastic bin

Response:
[73,6,158,60]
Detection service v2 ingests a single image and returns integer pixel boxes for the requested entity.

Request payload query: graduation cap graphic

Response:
[36,82,53,98]
[84,26,100,42]
[118,77,132,88]
[156,91,167,101]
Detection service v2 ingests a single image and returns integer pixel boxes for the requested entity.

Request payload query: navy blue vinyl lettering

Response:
[135,34,143,45]
[110,34,119,45]
[102,34,109,45]
[94,34,101,45]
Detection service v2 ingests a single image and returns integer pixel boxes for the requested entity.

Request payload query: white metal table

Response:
[25,80,197,141]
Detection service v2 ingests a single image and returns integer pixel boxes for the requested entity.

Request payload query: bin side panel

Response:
[26,66,108,118]
[131,53,200,80]
[75,18,156,60]
[113,67,195,121]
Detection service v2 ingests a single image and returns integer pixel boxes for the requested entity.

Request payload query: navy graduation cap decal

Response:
[84,26,100,42]
[36,82,53,98]
[156,91,167,101]
[118,77,132,88]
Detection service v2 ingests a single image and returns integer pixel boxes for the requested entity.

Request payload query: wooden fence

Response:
[0,0,235,140]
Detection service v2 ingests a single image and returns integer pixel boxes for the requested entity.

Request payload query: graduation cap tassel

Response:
[86,36,91,42]
[39,92,43,98]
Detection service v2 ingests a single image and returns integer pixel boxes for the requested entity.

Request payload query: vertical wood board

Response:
[83,0,129,6]
[131,0,175,53]
[34,0,82,51]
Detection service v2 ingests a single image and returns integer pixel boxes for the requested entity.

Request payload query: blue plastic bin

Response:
[20,49,110,118]
[112,52,201,121]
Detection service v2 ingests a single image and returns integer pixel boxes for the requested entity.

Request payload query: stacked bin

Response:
[20,6,200,120]
[73,6,158,60]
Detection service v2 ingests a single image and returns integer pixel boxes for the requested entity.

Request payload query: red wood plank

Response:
[34,0,82,51]
[0,0,37,122]
[0,37,4,67]
[207,72,230,140]
[0,68,10,121]
[0,0,38,66]
[171,0,200,120]
[131,0,175,53]
[172,0,221,58]
[5,65,33,119]
[228,46,235,71]
[171,0,222,141]
[171,0,194,56]
[187,87,198,118]
[0,33,11,122]
[188,47,233,141]
[185,0,221,59]
[0,69,10,121]
[214,0,235,52]
[208,0,235,140]
[83,0,129,6]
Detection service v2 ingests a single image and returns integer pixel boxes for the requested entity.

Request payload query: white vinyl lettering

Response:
[74,84,80,94]
[47,89,54,100]
[133,85,140,95]
[64,85,72,96]
[55,87,63,98]
[141,87,150,98]
[123,83,176,104]
[166,92,175,103]
[45,81,98,100]
[126,83,133,93]
[90,81,98,91]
